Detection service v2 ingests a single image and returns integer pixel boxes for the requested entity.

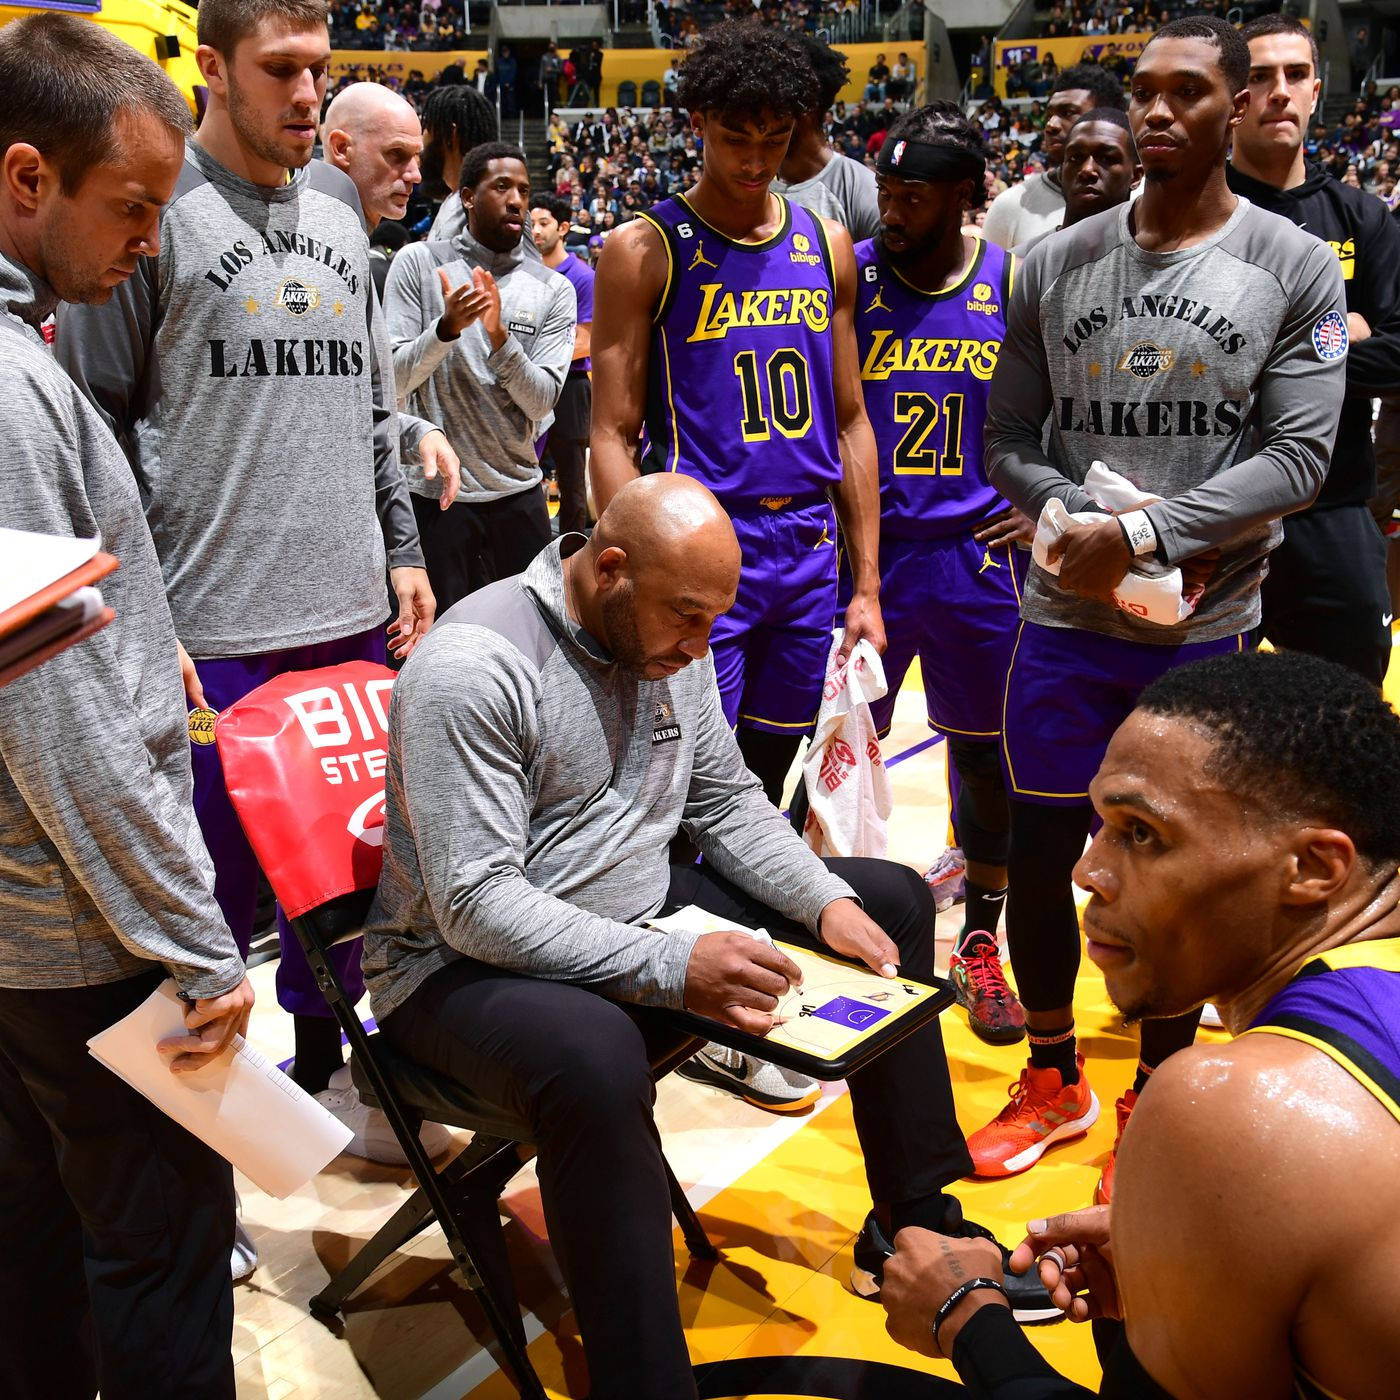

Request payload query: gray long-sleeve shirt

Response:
[0,252,244,996]
[384,227,575,502]
[54,140,423,660]
[362,537,855,1021]
[985,197,1347,643]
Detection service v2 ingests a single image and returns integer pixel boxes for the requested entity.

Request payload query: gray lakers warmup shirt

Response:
[55,141,422,660]
[0,251,243,996]
[362,538,855,1020]
[385,227,575,503]
[986,197,1347,643]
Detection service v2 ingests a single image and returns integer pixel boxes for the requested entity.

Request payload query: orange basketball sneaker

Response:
[1094,1088,1139,1205]
[966,1053,1099,1178]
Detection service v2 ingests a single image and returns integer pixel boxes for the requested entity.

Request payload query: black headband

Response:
[876,138,984,185]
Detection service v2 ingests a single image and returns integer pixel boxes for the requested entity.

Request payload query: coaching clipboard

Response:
[648,906,955,1080]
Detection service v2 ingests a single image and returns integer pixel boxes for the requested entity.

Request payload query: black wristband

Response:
[933,1276,1007,1350]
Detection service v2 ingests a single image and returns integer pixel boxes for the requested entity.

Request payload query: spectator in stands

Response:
[889,51,913,102]
[663,57,681,108]
[773,36,881,241]
[541,41,564,109]
[497,44,518,121]
[866,51,890,101]
[982,63,1125,248]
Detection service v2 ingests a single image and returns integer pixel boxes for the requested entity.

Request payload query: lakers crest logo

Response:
[1118,342,1174,379]
[188,706,218,745]
[276,278,321,316]
[652,700,682,745]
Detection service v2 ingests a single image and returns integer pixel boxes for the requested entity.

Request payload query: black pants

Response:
[1259,503,1391,687]
[382,858,970,1400]
[411,483,552,615]
[541,373,591,537]
[0,974,235,1400]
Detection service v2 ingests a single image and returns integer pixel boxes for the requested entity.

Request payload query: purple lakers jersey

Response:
[855,237,1013,539]
[1242,936,1400,1126]
[638,195,843,509]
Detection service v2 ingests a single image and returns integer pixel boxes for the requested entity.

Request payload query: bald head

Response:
[322,83,424,229]
[592,474,739,577]
[571,476,741,679]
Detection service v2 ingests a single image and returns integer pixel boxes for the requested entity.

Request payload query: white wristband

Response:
[1117,509,1158,557]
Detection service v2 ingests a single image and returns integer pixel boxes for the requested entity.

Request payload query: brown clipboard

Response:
[0,551,119,640]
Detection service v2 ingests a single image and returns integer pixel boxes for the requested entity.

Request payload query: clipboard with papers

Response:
[0,530,118,688]
[647,905,955,1080]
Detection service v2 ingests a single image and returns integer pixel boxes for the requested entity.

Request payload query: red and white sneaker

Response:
[966,1053,1099,1178]
[1094,1088,1138,1205]
[948,931,1027,1045]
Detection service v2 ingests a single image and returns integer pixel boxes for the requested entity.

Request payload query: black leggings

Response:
[1006,799,1201,1067]
[946,737,1010,869]
[737,726,804,809]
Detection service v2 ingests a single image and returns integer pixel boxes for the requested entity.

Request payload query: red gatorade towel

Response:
[216,662,396,917]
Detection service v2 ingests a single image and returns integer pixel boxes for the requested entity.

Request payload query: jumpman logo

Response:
[688,242,717,271]
[866,286,890,313]
[814,522,833,550]
[978,547,1002,574]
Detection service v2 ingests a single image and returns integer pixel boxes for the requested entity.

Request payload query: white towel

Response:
[1031,462,1200,626]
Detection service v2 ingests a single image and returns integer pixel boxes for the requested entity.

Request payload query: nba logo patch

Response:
[891,140,906,166]
[1311,309,1348,361]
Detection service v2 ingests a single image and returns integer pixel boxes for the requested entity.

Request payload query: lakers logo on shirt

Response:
[1118,342,1174,379]
[652,700,682,745]
[688,242,718,272]
[188,706,218,746]
[276,278,321,316]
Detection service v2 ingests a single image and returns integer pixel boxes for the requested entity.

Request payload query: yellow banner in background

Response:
[329,48,487,86]
[991,33,1150,97]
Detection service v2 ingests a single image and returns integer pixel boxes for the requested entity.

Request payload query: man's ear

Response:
[2,143,48,215]
[195,43,229,99]
[593,544,629,592]
[1280,828,1357,906]
[324,127,352,166]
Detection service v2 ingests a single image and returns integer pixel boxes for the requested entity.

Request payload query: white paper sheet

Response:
[0,528,101,614]
[87,979,353,1198]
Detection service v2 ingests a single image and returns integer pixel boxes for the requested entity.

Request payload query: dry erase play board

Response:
[648,906,955,1080]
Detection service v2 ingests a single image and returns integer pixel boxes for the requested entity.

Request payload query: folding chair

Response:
[216,661,717,1399]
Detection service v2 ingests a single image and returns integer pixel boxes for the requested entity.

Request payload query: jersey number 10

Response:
[893,391,966,476]
[734,348,814,442]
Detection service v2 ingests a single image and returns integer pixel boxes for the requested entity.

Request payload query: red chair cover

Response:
[215,661,396,918]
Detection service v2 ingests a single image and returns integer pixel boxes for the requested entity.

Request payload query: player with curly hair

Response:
[591,21,884,810]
